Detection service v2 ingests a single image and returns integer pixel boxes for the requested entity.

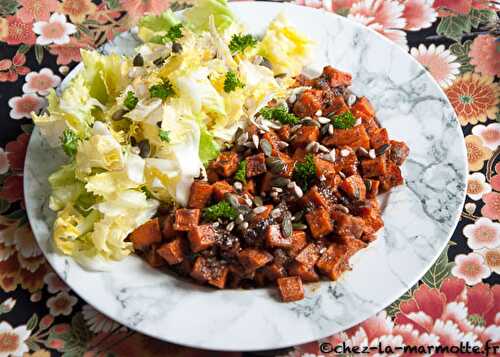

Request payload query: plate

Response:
[24,1,467,351]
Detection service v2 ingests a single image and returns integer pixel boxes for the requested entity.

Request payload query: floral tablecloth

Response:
[0,1,498,356]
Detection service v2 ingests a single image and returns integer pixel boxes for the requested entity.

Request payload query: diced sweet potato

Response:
[188,224,217,253]
[144,245,166,268]
[292,147,308,162]
[212,181,235,201]
[389,140,410,166]
[339,175,366,200]
[357,204,384,234]
[316,243,350,281]
[277,124,291,141]
[289,231,307,257]
[161,214,176,240]
[322,95,349,116]
[288,261,319,282]
[293,126,320,147]
[339,234,368,254]
[365,179,380,199]
[250,205,273,223]
[157,238,185,265]
[130,218,162,250]
[361,156,387,178]
[293,89,322,118]
[334,148,359,176]
[313,155,336,179]
[305,207,334,239]
[295,243,320,268]
[190,256,212,282]
[323,174,342,192]
[334,212,365,239]
[370,128,389,149]
[188,181,213,209]
[276,152,295,178]
[259,172,274,195]
[265,224,293,248]
[208,265,229,289]
[277,276,304,302]
[245,179,256,194]
[263,263,287,281]
[238,249,273,271]
[380,162,404,191]
[213,151,239,177]
[323,66,352,87]
[302,186,329,209]
[322,125,370,150]
[246,153,267,177]
[175,209,200,231]
[351,97,375,120]
[262,131,281,156]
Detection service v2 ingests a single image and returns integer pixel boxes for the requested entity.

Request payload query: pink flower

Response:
[452,252,491,285]
[4,16,36,45]
[17,0,61,23]
[22,68,61,96]
[82,305,120,333]
[0,148,9,175]
[43,272,70,294]
[410,44,460,87]
[470,34,500,77]
[491,163,500,192]
[463,217,500,250]
[46,291,78,316]
[5,133,29,173]
[0,53,30,83]
[466,172,492,201]
[0,175,24,203]
[478,247,500,275]
[433,0,471,16]
[60,0,97,24]
[33,13,77,46]
[120,0,171,21]
[471,123,500,151]
[8,94,45,120]
[348,0,407,48]
[402,0,437,31]
[294,0,327,10]
[48,37,91,65]
[482,192,500,221]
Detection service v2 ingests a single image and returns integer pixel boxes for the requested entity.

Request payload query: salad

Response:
[33,0,314,269]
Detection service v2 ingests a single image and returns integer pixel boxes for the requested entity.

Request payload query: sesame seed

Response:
[340,149,350,157]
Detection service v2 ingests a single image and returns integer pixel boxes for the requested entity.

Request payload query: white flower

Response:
[471,123,500,151]
[478,247,500,275]
[22,68,61,96]
[0,321,30,357]
[8,94,46,120]
[466,172,492,201]
[43,272,70,294]
[14,225,41,258]
[410,44,460,87]
[46,291,78,316]
[82,304,121,333]
[463,217,500,250]
[33,13,76,46]
[0,298,16,313]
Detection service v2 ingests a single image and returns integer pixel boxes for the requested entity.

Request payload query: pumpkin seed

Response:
[260,139,273,157]
[138,140,150,158]
[253,206,267,214]
[271,177,290,188]
[172,42,183,53]
[133,53,144,66]
[293,183,303,198]
[226,194,240,209]
[376,143,391,156]
[266,157,285,174]
[292,223,307,230]
[252,134,259,149]
[112,108,128,121]
[281,216,293,237]
[260,57,272,70]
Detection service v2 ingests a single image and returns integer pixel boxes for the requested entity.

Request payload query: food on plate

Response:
[32,0,409,301]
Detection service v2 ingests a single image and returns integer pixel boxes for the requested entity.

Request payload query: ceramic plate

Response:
[24,1,467,351]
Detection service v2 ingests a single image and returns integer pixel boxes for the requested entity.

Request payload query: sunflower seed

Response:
[213,222,220,228]
[272,177,291,188]
[289,94,297,103]
[252,134,259,149]
[138,140,151,158]
[347,94,357,106]
[271,208,281,218]
[271,187,283,193]
[339,171,346,179]
[281,216,293,237]
[301,117,315,126]
[318,116,330,124]
[321,124,330,136]
[153,57,165,66]
[340,149,350,157]
[237,132,249,146]
[315,110,322,116]
[245,197,253,207]
[319,153,334,163]
[260,139,273,157]
[291,124,301,133]
[306,141,319,153]
[112,108,128,121]
[236,214,244,224]
[357,147,369,157]
[293,183,303,198]
[277,141,289,149]
[333,204,349,213]
[328,124,334,135]
[241,222,249,230]
[262,119,282,130]
[133,53,144,66]
[226,194,240,208]
[234,181,243,191]
[226,222,235,232]
[172,42,183,53]
[375,144,391,156]
[368,149,376,159]
[318,144,329,153]
[292,223,307,230]
[253,206,267,214]
[287,181,295,189]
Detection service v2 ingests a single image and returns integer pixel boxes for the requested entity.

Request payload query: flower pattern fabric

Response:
[0,1,498,356]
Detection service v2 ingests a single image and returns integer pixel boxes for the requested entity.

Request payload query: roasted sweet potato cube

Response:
[324,174,342,192]
[244,179,256,194]
[277,124,291,141]
[339,175,366,200]
[293,126,320,147]
[334,148,359,176]
[292,147,308,162]
[302,185,329,209]
[361,156,387,178]
[322,125,370,150]
[314,156,336,180]
[357,205,384,235]
[188,181,213,209]
[263,263,287,281]
[246,153,267,177]
[238,249,273,271]
[265,224,293,248]
[208,265,229,289]
[389,140,410,166]
[213,151,239,177]
[130,218,162,250]
[206,162,220,184]
[250,205,273,223]
[276,152,295,178]
[259,172,274,195]
[262,131,281,156]
[293,89,322,118]
[157,238,185,265]
[323,95,349,116]
[190,256,212,282]
[340,234,367,254]
[351,97,375,120]
[380,162,404,191]
[295,243,320,268]
[288,261,319,282]
[305,207,334,239]
[277,276,304,302]
[316,243,350,281]
[188,224,217,253]
[175,209,200,231]
[212,181,235,201]
[144,245,166,268]
[370,128,389,149]
[335,212,365,239]
[323,66,352,87]
[365,179,380,199]
[161,214,176,240]
[289,230,307,257]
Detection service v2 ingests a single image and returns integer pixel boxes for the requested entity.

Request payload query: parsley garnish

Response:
[228,34,258,54]
[60,129,79,158]
[154,24,184,44]
[203,201,238,221]
[141,186,154,199]
[260,104,299,125]
[234,160,247,183]
[293,153,316,191]
[124,91,138,110]
[223,71,245,93]
[331,111,356,129]
[149,80,176,99]
[159,129,170,143]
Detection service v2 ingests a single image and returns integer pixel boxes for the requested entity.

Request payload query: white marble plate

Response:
[24,2,467,351]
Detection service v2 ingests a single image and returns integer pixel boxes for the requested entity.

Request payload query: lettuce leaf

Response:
[138,10,181,43]
[48,164,85,211]
[184,0,235,33]
[199,125,220,164]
